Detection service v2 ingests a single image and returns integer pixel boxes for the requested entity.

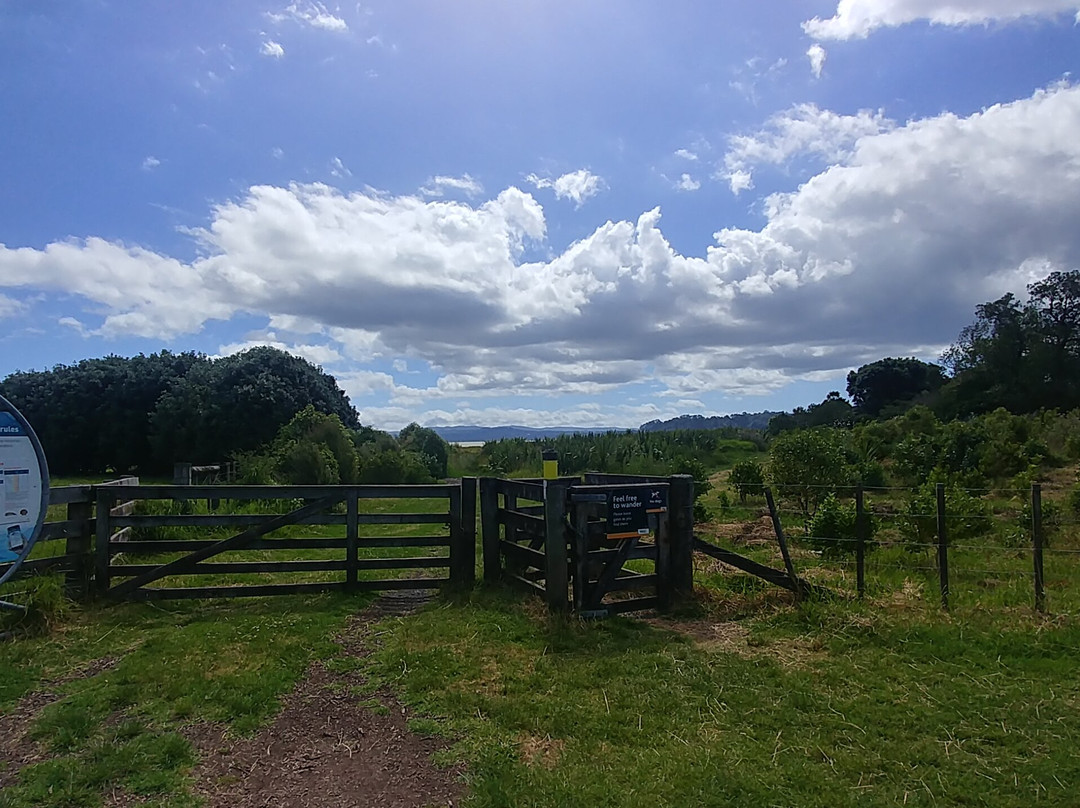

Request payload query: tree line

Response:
[0,346,449,482]
[769,270,1080,432]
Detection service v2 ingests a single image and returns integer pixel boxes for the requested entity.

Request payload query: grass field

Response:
[3,474,1080,806]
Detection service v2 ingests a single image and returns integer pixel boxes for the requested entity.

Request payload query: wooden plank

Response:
[606,596,660,615]
[114,484,455,501]
[491,479,545,502]
[764,487,802,600]
[499,509,545,537]
[458,477,477,588]
[99,477,140,487]
[48,486,94,506]
[124,577,450,601]
[586,535,639,611]
[110,557,452,577]
[110,527,132,544]
[110,501,137,518]
[109,514,347,528]
[606,573,657,592]
[480,478,502,584]
[499,540,546,569]
[692,538,801,593]
[107,495,342,599]
[582,473,667,485]
[108,535,448,554]
[585,543,657,562]
[505,573,546,597]
[346,490,358,591]
[358,513,450,525]
[0,554,79,577]
[40,519,93,541]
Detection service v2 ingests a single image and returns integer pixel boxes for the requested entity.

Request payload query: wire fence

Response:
[698,483,1075,614]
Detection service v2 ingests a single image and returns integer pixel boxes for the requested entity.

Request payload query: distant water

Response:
[452,441,485,448]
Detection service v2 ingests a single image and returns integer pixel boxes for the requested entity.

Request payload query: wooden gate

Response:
[480,474,694,616]
[94,482,475,601]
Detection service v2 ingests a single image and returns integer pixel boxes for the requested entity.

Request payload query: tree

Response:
[150,347,360,465]
[728,459,765,504]
[398,423,449,479]
[768,428,852,521]
[846,358,947,418]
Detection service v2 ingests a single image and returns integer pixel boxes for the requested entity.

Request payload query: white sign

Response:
[0,397,50,584]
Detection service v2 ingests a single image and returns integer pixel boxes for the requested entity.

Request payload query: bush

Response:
[768,428,852,519]
[901,480,991,547]
[805,494,876,558]
[729,459,764,503]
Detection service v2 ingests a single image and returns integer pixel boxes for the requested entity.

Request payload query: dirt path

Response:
[189,589,463,808]
[1,592,464,807]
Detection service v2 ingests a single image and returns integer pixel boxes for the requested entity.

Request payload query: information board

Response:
[605,486,668,540]
[0,396,50,588]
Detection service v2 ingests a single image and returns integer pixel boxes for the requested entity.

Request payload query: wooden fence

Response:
[2,479,477,603]
[480,474,695,616]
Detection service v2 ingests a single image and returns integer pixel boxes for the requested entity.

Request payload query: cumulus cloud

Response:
[141,156,160,171]
[0,294,22,319]
[260,40,285,58]
[721,103,893,193]
[329,157,351,178]
[807,44,827,78]
[268,1,348,31]
[420,174,483,198]
[215,337,342,365]
[675,174,701,192]
[674,148,699,161]
[805,0,1080,40]
[526,169,605,208]
[4,84,1080,417]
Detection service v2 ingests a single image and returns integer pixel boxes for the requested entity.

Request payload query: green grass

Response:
[0,593,365,808]
[361,589,1080,807]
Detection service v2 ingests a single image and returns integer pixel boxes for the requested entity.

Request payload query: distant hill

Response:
[432,425,623,443]
[638,412,778,432]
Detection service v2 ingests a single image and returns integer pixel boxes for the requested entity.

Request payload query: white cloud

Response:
[0,294,22,319]
[420,174,484,198]
[216,337,342,365]
[269,1,348,31]
[526,169,605,208]
[807,44,827,78]
[806,0,1080,40]
[721,103,893,193]
[674,148,699,161]
[260,40,285,58]
[329,157,351,178]
[6,84,1080,417]
[675,174,701,192]
[271,147,285,159]
[141,156,160,171]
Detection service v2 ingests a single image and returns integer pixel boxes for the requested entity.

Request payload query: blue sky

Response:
[2,1,1080,430]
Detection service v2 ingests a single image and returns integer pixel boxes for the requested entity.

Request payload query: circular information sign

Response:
[0,395,50,588]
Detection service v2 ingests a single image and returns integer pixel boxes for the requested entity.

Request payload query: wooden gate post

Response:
[543,480,569,613]
[456,477,478,589]
[667,475,695,604]
[1032,483,1045,613]
[94,486,116,598]
[64,496,94,602]
[936,483,949,611]
[480,478,501,583]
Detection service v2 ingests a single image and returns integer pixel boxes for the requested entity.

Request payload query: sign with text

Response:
[605,486,668,540]
[0,396,50,588]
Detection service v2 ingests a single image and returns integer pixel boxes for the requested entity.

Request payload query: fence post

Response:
[543,480,569,613]
[936,482,949,611]
[94,487,115,598]
[173,463,192,486]
[855,486,866,598]
[64,495,94,602]
[764,487,802,601]
[667,475,695,604]
[480,479,501,584]
[346,489,358,592]
[1032,483,1045,613]
[460,477,478,588]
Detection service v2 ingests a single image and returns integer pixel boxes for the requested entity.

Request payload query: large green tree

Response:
[846,358,947,417]
[942,270,1080,415]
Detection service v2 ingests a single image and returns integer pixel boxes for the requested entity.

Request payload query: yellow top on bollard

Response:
[542,448,558,480]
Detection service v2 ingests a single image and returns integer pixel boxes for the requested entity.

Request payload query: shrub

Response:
[805,494,876,558]
[768,428,852,520]
[901,480,991,547]
[729,459,765,503]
